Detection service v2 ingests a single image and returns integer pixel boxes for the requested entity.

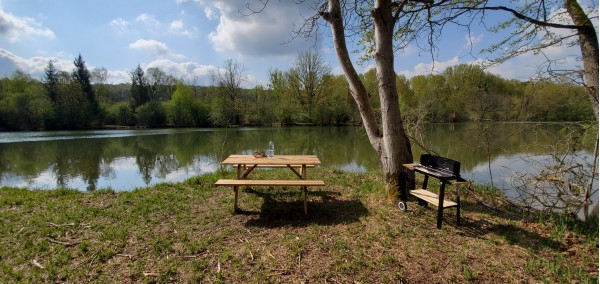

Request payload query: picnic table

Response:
[215,154,324,215]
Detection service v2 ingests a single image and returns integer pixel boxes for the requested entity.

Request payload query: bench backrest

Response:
[419,154,461,177]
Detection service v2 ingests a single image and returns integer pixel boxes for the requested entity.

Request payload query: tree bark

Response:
[322,0,413,200]
[373,0,414,200]
[565,0,599,121]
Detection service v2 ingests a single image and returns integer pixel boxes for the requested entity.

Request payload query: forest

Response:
[0,52,595,131]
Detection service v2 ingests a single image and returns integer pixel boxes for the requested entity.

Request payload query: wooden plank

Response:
[215,179,325,187]
[253,165,315,168]
[410,189,457,208]
[402,163,419,170]
[221,155,321,166]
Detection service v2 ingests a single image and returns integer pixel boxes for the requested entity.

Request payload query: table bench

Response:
[215,179,325,215]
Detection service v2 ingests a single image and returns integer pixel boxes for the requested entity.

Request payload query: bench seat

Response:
[215,179,325,215]
[410,189,457,208]
[215,179,324,187]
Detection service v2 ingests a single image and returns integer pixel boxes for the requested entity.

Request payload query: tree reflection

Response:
[0,124,595,194]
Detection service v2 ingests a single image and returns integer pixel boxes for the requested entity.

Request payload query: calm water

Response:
[0,123,597,206]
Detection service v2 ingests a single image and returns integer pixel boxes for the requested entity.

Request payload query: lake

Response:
[0,123,597,211]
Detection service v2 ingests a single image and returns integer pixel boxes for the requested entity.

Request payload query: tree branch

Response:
[469,6,580,30]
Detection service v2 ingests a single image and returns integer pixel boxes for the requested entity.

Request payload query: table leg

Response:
[234,186,238,213]
[304,187,308,216]
[234,164,241,213]
[302,165,307,216]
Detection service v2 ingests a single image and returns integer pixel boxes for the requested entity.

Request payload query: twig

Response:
[89,252,98,267]
[182,255,200,259]
[48,222,75,227]
[116,253,133,259]
[143,272,158,277]
[31,259,44,269]
[49,238,80,247]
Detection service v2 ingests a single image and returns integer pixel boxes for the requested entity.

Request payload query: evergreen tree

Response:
[43,60,59,103]
[72,54,100,126]
[130,65,150,110]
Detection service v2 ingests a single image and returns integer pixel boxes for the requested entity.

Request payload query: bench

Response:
[215,179,325,215]
[403,154,468,229]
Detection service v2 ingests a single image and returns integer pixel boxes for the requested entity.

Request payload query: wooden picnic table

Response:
[215,155,324,215]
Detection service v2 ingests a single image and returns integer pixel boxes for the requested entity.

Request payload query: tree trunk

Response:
[565,0,599,121]
[322,0,414,200]
[373,0,414,200]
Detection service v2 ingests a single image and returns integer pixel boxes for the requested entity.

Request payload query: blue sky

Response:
[0,0,594,86]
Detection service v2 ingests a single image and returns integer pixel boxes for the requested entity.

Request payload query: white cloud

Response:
[0,48,71,77]
[0,6,55,42]
[203,7,218,20]
[464,34,484,47]
[168,20,196,37]
[399,56,461,78]
[106,70,131,84]
[145,58,218,84]
[135,13,160,27]
[170,20,183,30]
[196,1,321,57]
[0,48,226,85]
[128,39,185,59]
[110,18,128,28]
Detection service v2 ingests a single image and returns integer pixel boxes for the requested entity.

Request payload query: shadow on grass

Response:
[240,187,369,228]
[457,201,564,252]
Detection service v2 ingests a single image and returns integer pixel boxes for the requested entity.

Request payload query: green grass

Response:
[0,169,597,283]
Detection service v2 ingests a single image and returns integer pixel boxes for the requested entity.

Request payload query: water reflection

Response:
[0,124,596,199]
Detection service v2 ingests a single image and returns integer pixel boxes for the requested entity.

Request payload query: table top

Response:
[221,154,321,166]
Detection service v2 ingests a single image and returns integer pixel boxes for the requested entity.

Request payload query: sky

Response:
[0,0,595,87]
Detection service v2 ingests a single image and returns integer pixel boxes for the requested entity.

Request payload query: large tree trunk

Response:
[565,0,599,121]
[322,0,414,200]
[373,0,414,200]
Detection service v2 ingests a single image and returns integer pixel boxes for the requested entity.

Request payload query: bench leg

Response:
[233,185,239,213]
[456,184,461,226]
[437,182,446,229]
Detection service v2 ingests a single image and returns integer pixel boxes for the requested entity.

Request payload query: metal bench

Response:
[402,154,468,229]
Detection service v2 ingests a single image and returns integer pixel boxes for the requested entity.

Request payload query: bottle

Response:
[267,141,275,158]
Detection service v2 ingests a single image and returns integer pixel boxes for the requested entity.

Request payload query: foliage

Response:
[73,54,101,127]
[129,64,151,113]
[136,101,166,128]
[106,102,135,126]
[0,59,595,131]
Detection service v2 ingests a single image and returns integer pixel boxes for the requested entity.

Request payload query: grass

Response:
[0,168,597,283]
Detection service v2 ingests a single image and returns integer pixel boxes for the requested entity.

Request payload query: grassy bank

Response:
[1,169,597,283]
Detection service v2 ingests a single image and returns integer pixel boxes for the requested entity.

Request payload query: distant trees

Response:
[209,59,247,126]
[288,51,332,123]
[73,54,101,127]
[0,58,594,131]
[130,65,151,110]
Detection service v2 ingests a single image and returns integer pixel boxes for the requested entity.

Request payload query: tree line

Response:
[0,52,594,131]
